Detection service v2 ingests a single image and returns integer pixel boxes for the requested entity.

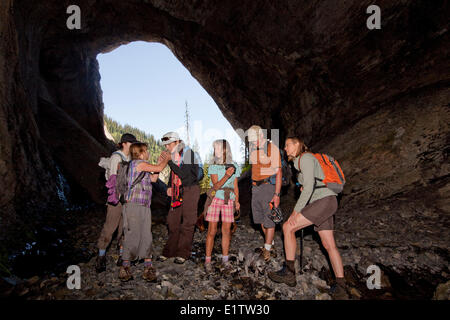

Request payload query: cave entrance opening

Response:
[97,41,245,170]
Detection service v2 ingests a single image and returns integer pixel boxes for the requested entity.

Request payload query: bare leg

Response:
[282,212,314,261]
[318,230,344,278]
[265,227,275,245]
[206,222,218,258]
[221,222,232,256]
[261,224,267,239]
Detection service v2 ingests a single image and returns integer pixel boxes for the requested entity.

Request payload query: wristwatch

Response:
[274,192,281,197]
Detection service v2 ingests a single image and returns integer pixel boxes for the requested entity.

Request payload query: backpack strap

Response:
[112,151,127,162]
[263,140,271,157]
[262,141,282,183]
[298,153,327,206]
[126,161,147,200]
[297,152,308,171]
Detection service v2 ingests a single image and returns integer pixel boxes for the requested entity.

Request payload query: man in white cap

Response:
[159,131,202,264]
[247,125,282,261]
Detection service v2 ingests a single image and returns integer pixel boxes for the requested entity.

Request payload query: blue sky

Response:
[97,41,244,163]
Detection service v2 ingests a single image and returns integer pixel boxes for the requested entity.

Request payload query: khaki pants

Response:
[163,185,200,259]
[97,203,123,250]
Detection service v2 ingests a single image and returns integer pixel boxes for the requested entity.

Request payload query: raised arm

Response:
[167,149,199,182]
[138,162,166,173]
[137,152,170,173]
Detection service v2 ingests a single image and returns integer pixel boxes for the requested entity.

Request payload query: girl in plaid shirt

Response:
[119,143,169,282]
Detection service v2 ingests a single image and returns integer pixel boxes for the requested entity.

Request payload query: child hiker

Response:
[119,142,170,282]
[204,139,241,273]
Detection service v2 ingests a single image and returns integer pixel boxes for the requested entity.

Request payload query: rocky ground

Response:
[1,184,449,300]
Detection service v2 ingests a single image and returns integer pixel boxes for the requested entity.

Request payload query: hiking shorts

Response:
[205,197,234,223]
[301,196,337,232]
[251,183,276,228]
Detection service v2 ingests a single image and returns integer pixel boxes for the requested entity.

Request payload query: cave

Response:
[0,0,449,300]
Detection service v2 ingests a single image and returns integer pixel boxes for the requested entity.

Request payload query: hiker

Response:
[118,142,169,282]
[268,137,348,299]
[247,125,282,261]
[204,139,241,273]
[158,132,202,264]
[95,133,137,273]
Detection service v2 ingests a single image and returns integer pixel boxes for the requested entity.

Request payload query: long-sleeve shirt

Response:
[293,153,337,212]
[168,148,200,187]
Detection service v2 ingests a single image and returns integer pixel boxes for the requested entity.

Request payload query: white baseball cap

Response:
[161,131,181,145]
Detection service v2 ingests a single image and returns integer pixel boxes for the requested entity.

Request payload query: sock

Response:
[286,260,295,273]
[122,260,130,267]
[336,277,346,287]
[99,249,106,256]
[119,246,123,256]
[222,255,229,263]
[264,243,272,251]
[144,259,152,267]
[205,256,211,264]
[272,240,275,246]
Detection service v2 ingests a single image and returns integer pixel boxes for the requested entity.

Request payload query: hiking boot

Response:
[174,257,186,264]
[268,264,297,287]
[142,266,157,282]
[270,247,277,258]
[329,282,349,300]
[116,256,123,267]
[95,255,106,273]
[222,261,233,275]
[205,263,214,274]
[261,248,271,262]
[157,255,168,262]
[255,247,277,259]
[118,266,133,282]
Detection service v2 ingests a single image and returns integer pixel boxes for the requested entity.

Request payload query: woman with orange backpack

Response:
[268,136,349,299]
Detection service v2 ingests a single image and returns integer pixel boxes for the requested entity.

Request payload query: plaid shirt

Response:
[126,160,153,208]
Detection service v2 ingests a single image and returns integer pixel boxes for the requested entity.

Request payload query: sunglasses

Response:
[161,137,171,142]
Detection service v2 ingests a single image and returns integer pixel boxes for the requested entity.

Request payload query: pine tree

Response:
[103,114,170,183]
[199,151,215,194]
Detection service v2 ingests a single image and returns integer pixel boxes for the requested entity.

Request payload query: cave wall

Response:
[0,0,62,239]
[0,0,449,244]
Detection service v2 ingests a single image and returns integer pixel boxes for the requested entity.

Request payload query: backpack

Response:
[263,141,292,186]
[298,153,346,193]
[99,151,144,203]
[98,151,128,180]
[182,146,205,182]
[117,158,151,204]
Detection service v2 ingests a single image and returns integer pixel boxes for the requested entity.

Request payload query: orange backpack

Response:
[298,153,346,193]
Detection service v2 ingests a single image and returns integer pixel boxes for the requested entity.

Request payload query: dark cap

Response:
[119,133,138,144]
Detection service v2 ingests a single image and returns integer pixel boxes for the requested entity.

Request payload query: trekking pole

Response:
[299,228,304,274]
